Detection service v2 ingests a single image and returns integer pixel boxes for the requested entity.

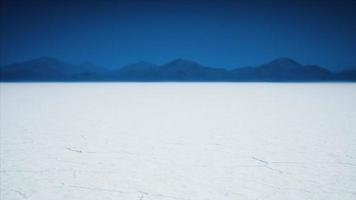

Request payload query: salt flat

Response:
[1,83,356,200]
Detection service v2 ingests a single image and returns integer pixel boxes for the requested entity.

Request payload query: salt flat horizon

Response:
[1,83,356,200]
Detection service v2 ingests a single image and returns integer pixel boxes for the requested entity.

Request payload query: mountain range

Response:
[1,57,355,82]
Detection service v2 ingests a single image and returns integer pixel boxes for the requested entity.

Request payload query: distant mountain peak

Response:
[170,58,198,64]
[132,61,157,67]
[167,59,201,66]
[267,57,301,68]
[34,56,62,63]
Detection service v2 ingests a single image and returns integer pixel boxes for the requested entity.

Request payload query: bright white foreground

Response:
[1,83,356,200]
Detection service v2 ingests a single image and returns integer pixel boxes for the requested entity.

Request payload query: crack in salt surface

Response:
[65,147,96,154]
[66,186,189,200]
[251,157,269,165]
[12,190,27,199]
[68,185,126,193]
[251,157,284,174]
[270,161,356,167]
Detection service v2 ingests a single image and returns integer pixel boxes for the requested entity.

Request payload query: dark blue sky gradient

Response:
[1,0,356,69]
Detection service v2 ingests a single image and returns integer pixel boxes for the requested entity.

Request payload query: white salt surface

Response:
[1,83,356,199]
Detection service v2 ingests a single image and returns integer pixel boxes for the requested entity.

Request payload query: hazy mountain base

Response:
[1,57,356,81]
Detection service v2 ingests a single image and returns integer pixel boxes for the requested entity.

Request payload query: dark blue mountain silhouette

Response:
[0,57,109,81]
[335,69,356,81]
[157,59,229,81]
[0,57,69,81]
[116,61,159,80]
[231,58,332,81]
[77,62,110,74]
[70,62,111,81]
[116,59,229,81]
[1,57,355,81]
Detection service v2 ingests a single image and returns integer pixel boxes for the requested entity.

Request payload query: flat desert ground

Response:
[1,83,356,200]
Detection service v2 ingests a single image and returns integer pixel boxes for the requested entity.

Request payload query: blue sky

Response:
[1,0,356,69]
